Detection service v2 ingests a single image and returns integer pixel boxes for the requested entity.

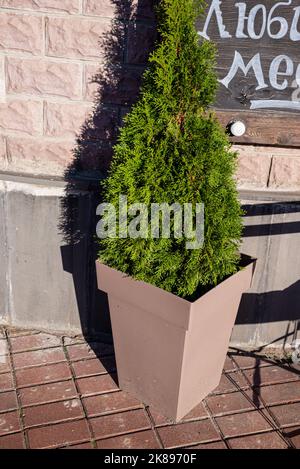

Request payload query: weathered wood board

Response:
[196,0,300,146]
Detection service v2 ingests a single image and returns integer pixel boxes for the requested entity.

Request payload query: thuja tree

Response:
[98,0,243,298]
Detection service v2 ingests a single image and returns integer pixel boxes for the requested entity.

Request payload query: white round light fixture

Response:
[230,120,246,137]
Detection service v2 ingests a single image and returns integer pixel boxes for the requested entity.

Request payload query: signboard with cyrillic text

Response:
[196,0,300,146]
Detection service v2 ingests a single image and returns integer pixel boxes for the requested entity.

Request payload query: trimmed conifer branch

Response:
[98,0,243,299]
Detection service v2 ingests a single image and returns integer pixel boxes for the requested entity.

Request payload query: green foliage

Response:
[98,0,243,299]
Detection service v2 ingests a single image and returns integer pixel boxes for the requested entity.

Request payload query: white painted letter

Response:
[290,6,300,41]
[220,51,268,90]
[235,3,248,38]
[267,1,291,39]
[198,0,231,40]
[248,4,267,39]
[269,55,294,90]
[295,64,300,87]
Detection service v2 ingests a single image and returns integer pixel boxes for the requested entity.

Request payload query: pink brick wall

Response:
[0,0,155,176]
[0,1,299,190]
[235,146,300,192]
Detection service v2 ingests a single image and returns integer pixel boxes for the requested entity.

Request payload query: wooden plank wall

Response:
[196,0,300,146]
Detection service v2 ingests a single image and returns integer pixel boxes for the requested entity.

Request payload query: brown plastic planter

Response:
[96,256,255,422]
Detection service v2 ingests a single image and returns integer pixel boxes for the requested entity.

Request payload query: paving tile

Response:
[0,411,20,436]
[76,374,118,396]
[0,354,10,374]
[23,399,84,427]
[182,402,209,421]
[288,363,300,374]
[13,348,66,369]
[16,362,72,388]
[3,331,298,450]
[96,430,160,449]
[206,390,261,416]
[0,373,14,392]
[149,402,208,427]
[232,355,272,369]
[66,344,93,361]
[211,372,249,395]
[10,333,61,353]
[67,343,114,361]
[281,426,300,449]
[270,402,300,427]
[27,419,90,449]
[72,357,116,378]
[216,410,272,438]
[212,374,235,394]
[148,408,173,427]
[0,339,8,356]
[19,380,77,407]
[228,371,251,389]
[158,419,220,448]
[90,409,151,439]
[224,356,238,372]
[0,432,25,449]
[256,381,300,406]
[244,365,300,387]
[0,391,18,412]
[259,408,279,427]
[64,441,94,449]
[63,337,85,346]
[8,329,39,338]
[188,440,227,449]
[83,391,142,417]
[228,431,288,449]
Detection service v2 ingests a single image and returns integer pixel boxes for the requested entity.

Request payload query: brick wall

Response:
[0,0,156,177]
[235,145,300,191]
[0,1,299,190]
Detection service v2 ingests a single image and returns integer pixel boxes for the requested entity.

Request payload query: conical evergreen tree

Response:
[98,0,243,299]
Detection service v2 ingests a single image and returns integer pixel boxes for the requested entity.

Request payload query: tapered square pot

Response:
[96,255,256,422]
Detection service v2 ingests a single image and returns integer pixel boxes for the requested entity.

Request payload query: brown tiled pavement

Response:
[0,327,299,449]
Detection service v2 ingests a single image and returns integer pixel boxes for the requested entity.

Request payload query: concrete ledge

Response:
[0,172,111,341]
[0,172,300,350]
[234,194,300,350]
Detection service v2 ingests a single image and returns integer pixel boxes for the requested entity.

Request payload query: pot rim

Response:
[96,253,256,306]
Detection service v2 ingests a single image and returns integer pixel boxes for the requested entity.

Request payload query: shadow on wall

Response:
[58,0,300,354]
[237,201,300,349]
[243,202,300,237]
[59,0,157,343]
[236,282,300,348]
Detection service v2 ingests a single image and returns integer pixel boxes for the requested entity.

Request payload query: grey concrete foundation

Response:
[0,173,300,350]
[233,190,300,350]
[0,173,112,341]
